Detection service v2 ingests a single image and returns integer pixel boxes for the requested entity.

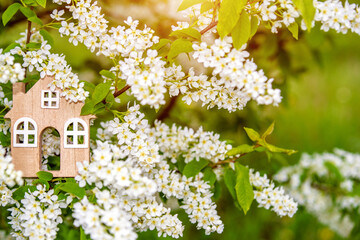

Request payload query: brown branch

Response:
[102,84,131,104]
[156,96,178,121]
[24,19,32,79]
[113,84,131,98]
[200,20,218,35]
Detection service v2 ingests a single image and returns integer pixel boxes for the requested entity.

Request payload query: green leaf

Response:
[3,43,21,53]
[99,70,116,80]
[20,6,36,19]
[177,155,186,173]
[183,158,209,178]
[235,163,253,215]
[227,144,254,156]
[151,39,171,51]
[200,1,214,13]
[203,167,217,186]
[23,0,38,6]
[105,93,115,108]
[0,132,11,147]
[232,10,250,49]
[26,42,42,49]
[168,39,193,60]
[288,22,299,40]
[81,81,96,94]
[12,186,36,200]
[92,102,106,114]
[92,82,111,104]
[178,0,206,11]
[35,0,46,8]
[223,167,236,200]
[261,121,275,139]
[81,100,95,116]
[293,0,315,31]
[39,29,54,46]
[58,182,85,199]
[28,16,43,26]
[170,27,201,40]
[244,127,261,142]
[2,3,21,26]
[36,171,53,181]
[249,16,259,39]
[262,142,297,155]
[324,161,344,182]
[217,0,247,38]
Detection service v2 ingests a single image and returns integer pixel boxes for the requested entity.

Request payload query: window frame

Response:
[64,118,88,149]
[41,90,60,109]
[13,117,38,147]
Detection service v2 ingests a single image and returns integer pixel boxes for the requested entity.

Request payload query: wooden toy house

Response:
[5,76,95,177]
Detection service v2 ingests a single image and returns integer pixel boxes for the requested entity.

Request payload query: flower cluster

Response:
[74,104,225,236]
[76,141,157,196]
[250,169,297,217]
[168,38,281,112]
[249,0,300,33]
[40,128,60,171]
[152,120,231,163]
[0,145,23,188]
[8,185,68,240]
[152,162,223,234]
[53,0,168,108]
[10,30,88,102]
[275,149,360,237]
[73,194,137,240]
[0,49,25,85]
[313,0,360,34]
[97,106,161,170]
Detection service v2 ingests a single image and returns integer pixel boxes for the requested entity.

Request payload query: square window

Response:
[16,134,24,144]
[78,135,85,144]
[41,90,59,109]
[28,135,35,144]
[67,135,74,144]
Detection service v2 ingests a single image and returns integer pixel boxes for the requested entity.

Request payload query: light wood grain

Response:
[5,76,95,177]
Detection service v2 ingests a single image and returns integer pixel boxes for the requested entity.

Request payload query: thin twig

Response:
[113,85,131,98]
[200,20,218,35]
[156,96,178,121]
[24,19,32,79]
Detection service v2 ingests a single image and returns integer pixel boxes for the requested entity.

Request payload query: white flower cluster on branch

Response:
[9,31,88,102]
[75,104,225,237]
[275,149,360,237]
[313,0,360,34]
[8,185,69,240]
[0,146,23,188]
[169,38,281,111]
[250,169,298,217]
[152,120,231,163]
[0,49,25,85]
[41,128,60,171]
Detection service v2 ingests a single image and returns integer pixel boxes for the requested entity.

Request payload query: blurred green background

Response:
[1,0,360,239]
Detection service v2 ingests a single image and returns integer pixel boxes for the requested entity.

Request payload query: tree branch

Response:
[156,96,178,121]
[200,20,218,35]
[113,84,131,98]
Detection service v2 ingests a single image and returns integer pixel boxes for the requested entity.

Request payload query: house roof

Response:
[5,76,95,120]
